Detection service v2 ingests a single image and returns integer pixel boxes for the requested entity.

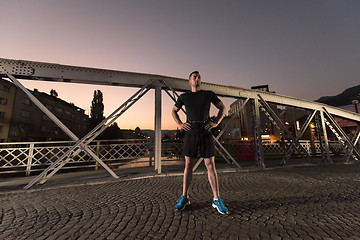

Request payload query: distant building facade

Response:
[0,78,90,142]
[227,99,252,139]
[227,85,279,140]
[0,79,16,142]
[228,99,280,140]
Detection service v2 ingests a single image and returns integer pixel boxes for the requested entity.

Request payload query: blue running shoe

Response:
[175,195,190,211]
[212,198,229,214]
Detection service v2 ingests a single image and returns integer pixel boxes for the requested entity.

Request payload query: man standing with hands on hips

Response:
[171,71,229,214]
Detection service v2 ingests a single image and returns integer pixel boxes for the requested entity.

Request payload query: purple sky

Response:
[1,0,359,130]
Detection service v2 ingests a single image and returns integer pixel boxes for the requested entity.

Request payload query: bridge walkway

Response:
[0,162,360,239]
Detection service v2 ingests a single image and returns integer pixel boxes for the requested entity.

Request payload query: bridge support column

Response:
[319,110,332,163]
[154,85,162,174]
[252,98,265,168]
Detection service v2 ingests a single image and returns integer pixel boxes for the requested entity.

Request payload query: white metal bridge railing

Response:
[0,139,150,175]
[0,139,347,176]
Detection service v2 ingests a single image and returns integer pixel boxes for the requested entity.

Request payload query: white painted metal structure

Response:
[1,58,359,189]
[0,139,151,175]
[0,139,345,175]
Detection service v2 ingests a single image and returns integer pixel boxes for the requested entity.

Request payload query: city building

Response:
[0,79,16,142]
[0,77,90,142]
[228,96,310,141]
[227,99,253,139]
[227,85,280,140]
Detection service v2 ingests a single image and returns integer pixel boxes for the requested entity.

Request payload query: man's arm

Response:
[172,105,191,131]
[205,101,226,130]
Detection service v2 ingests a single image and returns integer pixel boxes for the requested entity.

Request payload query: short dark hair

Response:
[189,71,200,79]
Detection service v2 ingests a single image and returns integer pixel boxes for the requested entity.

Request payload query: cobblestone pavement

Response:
[1,163,360,239]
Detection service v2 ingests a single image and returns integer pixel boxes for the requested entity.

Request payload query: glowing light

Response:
[261,135,274,138]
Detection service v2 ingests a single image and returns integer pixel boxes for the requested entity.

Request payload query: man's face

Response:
[189,73,201,87]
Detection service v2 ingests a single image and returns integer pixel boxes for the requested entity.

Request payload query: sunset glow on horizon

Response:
[1,0,359,130]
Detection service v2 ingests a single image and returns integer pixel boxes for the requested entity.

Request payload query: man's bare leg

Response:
[182,156,197,197]
[204,156,229,214]
[204,157,219,199]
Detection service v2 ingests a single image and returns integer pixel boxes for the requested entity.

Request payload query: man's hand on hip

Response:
[179,123,191,131]
[205,122,217,131]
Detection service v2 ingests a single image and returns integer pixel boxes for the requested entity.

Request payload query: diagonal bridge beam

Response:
[7,74,119,187]
[322,107,360,161]
[345,125,360,162]
[13,75,156,189]
[257,94,311,165]
[281,110,318,164]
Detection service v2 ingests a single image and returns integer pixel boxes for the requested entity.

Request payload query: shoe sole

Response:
[212,203,229,215]
[175,201,190,211]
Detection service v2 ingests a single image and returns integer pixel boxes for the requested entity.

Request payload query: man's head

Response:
[188,71,201,87]
[189,71,200,79]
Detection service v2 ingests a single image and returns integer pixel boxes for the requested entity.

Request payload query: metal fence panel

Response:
[0,139,348,174]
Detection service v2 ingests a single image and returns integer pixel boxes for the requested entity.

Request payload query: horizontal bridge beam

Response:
[1,58,359,122]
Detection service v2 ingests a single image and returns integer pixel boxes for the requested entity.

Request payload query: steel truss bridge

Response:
[1,58,359,189]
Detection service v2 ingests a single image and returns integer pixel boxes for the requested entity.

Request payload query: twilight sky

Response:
[1,0,359,130]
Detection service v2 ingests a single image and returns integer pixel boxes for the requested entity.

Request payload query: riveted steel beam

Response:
[1,58,359,122]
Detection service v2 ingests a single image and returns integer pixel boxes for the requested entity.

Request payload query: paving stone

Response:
[1,163,360,239]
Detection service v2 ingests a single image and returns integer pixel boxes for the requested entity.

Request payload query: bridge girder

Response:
[1,58,360,189]
[1,58,359,123]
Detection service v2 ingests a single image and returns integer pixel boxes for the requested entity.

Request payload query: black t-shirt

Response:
[175,90,221,133]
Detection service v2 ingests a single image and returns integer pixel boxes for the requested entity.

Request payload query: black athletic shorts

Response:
[183,131,215,158]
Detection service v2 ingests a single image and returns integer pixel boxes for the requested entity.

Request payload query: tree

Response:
[100,122,122,139]
[50,89,58,97]
[135,126,141,133]
[90,90,104,129]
